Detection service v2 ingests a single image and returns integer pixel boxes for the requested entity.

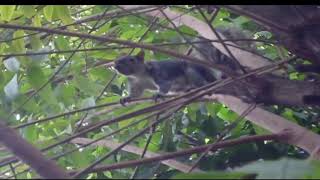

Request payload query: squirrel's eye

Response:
[130,58,135,62]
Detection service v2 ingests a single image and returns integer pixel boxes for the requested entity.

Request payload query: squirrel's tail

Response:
[189,26,256,78]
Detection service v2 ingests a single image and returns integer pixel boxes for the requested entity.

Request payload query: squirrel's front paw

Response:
[120,97,131,106]
[152,93,165,103]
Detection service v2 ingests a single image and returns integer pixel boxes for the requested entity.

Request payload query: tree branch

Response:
[0,119,70,179]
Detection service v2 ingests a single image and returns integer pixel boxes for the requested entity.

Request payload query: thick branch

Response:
[0,119,70,179]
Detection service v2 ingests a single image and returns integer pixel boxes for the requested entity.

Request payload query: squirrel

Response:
[113,27,263,106]
[114,50,217,105]
[114,26,320,106]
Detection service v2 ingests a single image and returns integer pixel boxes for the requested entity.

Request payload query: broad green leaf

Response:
[0,5,16,22]
[30,35,42,50]
[234,158,314,179]
[103,171,112,178]
[88,67,114,82]
[88,50,118,59]
[55,35,70,50]
[12,30,26,53]
[4,57,20,72]
[21,5,36,18]
[26,65,58,106]
[73,75,101,95]
[69,149,92,168]
[213,9,231,26]
[4,74,19,100]
[14,95,39,113]
[281,108,298,123]
[289,72,305,81]
[23,119,39,142]
[55,6,73,26]
[33,14,42,27]
[26,65,46,88]
[173,171,249,179]
[54,84,76,106]
[94,22,112,35]
[233,16,251,26]
[217,107,238,122]
[43,5,54,22]
[0,42,9,54]
[206,102,222,116]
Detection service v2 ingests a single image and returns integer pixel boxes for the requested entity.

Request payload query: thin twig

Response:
[130,115,158,179]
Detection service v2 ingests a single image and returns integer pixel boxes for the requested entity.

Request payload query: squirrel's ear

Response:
[136,50,145,62]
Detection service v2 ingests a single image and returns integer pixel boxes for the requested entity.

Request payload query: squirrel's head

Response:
[114,51,146,75]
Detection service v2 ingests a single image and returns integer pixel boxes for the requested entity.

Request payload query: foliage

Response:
[0,5,318,179]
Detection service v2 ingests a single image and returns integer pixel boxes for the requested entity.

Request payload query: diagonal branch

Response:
[0,119,70,179]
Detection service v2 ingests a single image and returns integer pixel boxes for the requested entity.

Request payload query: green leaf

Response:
[281,108,298,123]
[233,16,251,26]
[55,35,70,50]
[0,5,16,22]
[26,65,58,106]
[88,50,118,59]
[54,84,76,106]
[73,75,101,95]
[234,158,314,179]
[69,150,92,168]
[26,65,46,88]
[30,34,42,50]
[15,95,39,113]
[217,107,237,122]
[23,122,39,142]
[21,5,36,18]
[94,22,112,35]
[43,5,54,22]
[88,67,114,82]
[12,30,26,53]
[55,6,73,26]
[173,171,249,179]
[4,57,20,72]
[206,102,222,116]
[33,14,42,27]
